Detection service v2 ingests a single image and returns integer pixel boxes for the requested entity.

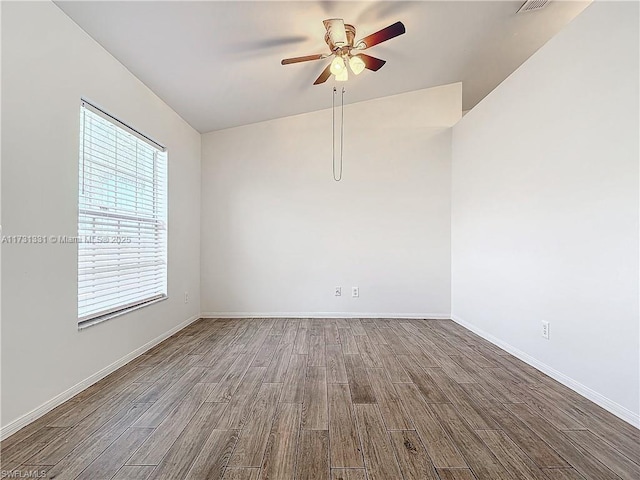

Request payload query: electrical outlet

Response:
[335,286,342,297]
[184,292,189,304]
[352,287,359,298]
[542,321,550,339]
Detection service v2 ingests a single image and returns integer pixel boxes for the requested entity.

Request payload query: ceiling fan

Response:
[281,19,406,85]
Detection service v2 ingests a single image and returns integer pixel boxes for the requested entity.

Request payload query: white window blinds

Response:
[78,100,167,324]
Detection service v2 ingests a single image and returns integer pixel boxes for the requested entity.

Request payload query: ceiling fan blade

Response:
[281,54,326,65]
[358,53,386,71]
[313,64,332,85]
[323,18,348,47]
[356,21,405,49]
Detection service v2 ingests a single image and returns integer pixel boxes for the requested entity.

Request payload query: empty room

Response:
[1,0,638,479]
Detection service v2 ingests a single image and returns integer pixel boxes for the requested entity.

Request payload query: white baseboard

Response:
[0,313,201,441]
[451,314,640,428]
[200,312,451,320]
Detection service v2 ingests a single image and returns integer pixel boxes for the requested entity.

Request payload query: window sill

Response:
[78,295,168,331]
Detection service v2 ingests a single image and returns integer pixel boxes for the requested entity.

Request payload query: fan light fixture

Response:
[330,54,364,80]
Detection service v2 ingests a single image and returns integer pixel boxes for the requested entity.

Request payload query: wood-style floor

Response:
[2,318,639,480]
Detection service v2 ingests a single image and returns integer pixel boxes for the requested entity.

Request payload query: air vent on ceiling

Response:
[517,0,552,14]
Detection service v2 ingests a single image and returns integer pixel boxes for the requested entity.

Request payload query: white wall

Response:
[201,85,461,317]
[451,1,639,424]
[1,1,201,435]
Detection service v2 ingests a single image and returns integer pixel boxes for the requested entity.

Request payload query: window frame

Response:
[77,99,168,329]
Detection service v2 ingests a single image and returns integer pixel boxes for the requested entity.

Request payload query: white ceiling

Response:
[56,1,589,133]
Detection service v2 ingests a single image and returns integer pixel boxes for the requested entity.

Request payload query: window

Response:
[78,100,167,326]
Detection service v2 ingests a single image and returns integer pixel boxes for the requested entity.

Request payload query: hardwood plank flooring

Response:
[354,336,383,368]
[396,355,449,403]
[145,402,228,480]
[309,334,327,367]
[293,326,309,355]
[375,344,412,383]
[133,367,205,428]
[366,368,413,430]
[260,403,300,480]
[425,368,498,431]
[280,354,307,404]
[282,319,299,345]
[112,465,154,480]
[475,429,549,480]
[206,354,254,402]
[437,468,477,480]
[301,366,328,430]
[564,430,640,480]
[343,354,376,404]
[30,383,151,465]
[2,427,70,471]
[263,343,293,383]
[251,335,281,368]
[328,384,364,468]
[75,428,154,480]
[2,318,638,480]
[228,383,280,468]
[394,383,467,468]
[542,468,586,480]
[325,324,340,345]
[296,430,329,480]
[127,384,215,465]
[330,469,366,480]
[389,430,439,480]
[354,404,403,480]
[217,367,266,430]
[338,327,359,354]
[45,403,153,480]
[184,429,238,480]
[506,403,622,480]
[429,403,512,480]
[223,468,260,480]
[326,344,348,384]
[463,383,569,468]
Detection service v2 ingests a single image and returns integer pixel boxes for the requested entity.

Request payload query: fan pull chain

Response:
[332,87,345,182]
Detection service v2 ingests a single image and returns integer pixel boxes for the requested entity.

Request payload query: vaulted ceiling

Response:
[56,1,589,133]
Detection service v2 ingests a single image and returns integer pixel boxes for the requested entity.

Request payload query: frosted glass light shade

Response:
[335,69,348,82]
[349,55,365,75]
[330,56,346,75]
